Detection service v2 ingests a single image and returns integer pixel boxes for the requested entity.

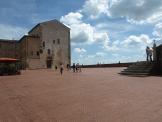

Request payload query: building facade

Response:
[0,20,71,69]
[0,39,19,59]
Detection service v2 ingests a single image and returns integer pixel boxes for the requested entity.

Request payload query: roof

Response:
[19,35,40,43]
[0,58,19,63]
[0,39,18,43]
[28,19,70,34]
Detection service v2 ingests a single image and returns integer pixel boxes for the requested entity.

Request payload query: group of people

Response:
[55,63,82,75]
[146,46,153,62]
[72,63,82,72]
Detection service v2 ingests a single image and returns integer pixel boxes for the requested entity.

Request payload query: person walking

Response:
[79,64,82,72]
[72,63,76,72]
[60,64,64,75]
[76,63,79,72]
[146,46,150,61]
[66,64,70,71]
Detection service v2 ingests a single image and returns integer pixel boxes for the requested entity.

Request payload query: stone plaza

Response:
[0,68,162,122]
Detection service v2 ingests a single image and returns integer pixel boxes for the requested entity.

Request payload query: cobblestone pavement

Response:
[0,68,162,122]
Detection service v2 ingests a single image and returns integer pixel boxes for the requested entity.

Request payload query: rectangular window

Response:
[47,49,50,55]
[43,41,45,48]
[57,39,60,44]
[53,40,55,44]
[37,51,40,56]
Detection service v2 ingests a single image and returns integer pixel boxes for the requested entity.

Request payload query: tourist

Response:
[76,63,79,72]
[72,63,76,72]
[66,64,70,70]
[79,64,82,72]
[60,64,64,75]
[149,47,153,62]
[146,46,150,61]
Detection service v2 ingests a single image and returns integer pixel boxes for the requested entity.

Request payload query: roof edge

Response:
[19,35,40,43]
[0,39,18,43]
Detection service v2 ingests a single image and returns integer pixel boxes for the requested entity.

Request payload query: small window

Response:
[47,49,50,55]
[37,51,39,56]
[43,41,45,48]
[57,39,60,44]
[0,44,1,48]
[53,40,55,44]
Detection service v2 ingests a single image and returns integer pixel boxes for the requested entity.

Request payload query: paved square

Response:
[0,68,162,122]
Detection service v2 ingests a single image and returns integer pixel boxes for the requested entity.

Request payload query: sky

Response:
[0,0,162,65]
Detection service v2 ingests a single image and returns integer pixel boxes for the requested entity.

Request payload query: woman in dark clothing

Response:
[72,63,76,72]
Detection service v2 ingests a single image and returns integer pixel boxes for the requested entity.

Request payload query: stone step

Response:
[131,61,154,65]
[125,68,153,71]
[125,66,153,69]
[127,67,153,70]
[129,64,154,68]
[121,70,151,73]
[120,61,155,76]
[127,69,152,72]
[120,72,150,76]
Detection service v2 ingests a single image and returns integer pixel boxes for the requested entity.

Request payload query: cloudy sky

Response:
[0,0,162,64]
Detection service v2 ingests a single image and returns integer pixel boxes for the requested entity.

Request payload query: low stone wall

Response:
[82,62,134,68]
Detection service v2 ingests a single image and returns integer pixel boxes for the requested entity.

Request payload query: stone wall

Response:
[82,62,134,68]
[19,36,41,69]
[0,39,19,59]
[40,21,71,68]
[156,44,162,73]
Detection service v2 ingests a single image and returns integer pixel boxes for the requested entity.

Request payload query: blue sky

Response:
[0,0,162,64]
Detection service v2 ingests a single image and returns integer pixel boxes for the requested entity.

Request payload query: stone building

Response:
[0,20,71,69]
[0,39,19,59]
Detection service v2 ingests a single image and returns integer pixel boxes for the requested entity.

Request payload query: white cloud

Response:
[80,0,162,24]
[60,12,111,49]
[153,23,162,38]
[0,24,28,40]
[95,52,106,57]
[60,12,93,44]
[103,40,120,51]
[109,0,162,24]
[121,34,153,50]
[74,48,87,53]
[152,23,162,45]
[60,12,83,25]
[71,23,94,44]
[82,0,109,19]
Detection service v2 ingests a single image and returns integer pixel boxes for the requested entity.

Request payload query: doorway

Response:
[46,57,52,69]
[46,60,52,68]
